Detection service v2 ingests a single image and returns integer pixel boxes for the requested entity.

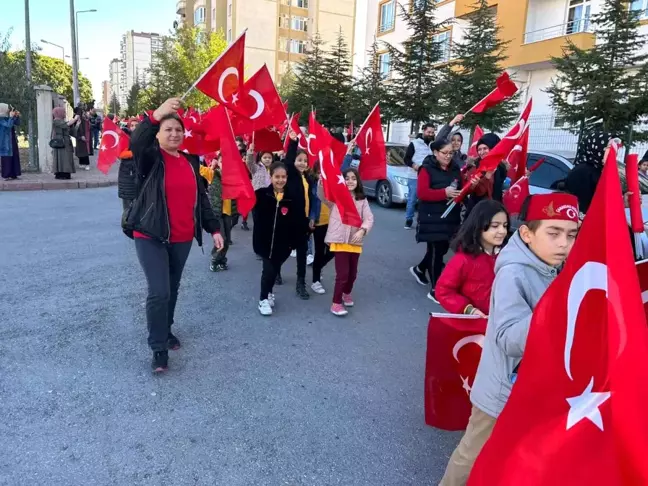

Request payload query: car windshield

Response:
[387,146,407,166]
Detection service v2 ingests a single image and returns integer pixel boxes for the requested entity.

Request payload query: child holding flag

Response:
[435,200,509,317]
[318,168,374,317]
[439,193,579,486]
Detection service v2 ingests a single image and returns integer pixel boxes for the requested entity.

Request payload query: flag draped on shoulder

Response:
[425,313,487,431]
[469,143,648,485]
[97,117,129,174]
[355,104,387,181]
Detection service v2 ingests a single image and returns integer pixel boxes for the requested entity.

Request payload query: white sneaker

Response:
[290,250,297,257]
[311,282,326,294]
[267,293,276,308]
[258,299,273,316]
[306,254,314,266]
[84,166,90,171]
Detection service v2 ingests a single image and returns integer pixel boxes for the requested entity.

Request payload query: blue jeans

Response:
[92,129,100,149]
[405,178,418,222]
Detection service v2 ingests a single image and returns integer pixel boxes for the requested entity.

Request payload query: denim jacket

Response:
[0,116,17,157]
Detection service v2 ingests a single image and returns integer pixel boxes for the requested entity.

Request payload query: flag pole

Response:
[180,28,248,102]
[463,87,497,117]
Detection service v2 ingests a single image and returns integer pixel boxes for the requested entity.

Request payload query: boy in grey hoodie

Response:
[440,193,580,486]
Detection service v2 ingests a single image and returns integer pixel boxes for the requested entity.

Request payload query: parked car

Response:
[355,142,411,208]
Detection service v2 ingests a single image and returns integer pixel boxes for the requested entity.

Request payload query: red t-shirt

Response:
[134,149,197,243]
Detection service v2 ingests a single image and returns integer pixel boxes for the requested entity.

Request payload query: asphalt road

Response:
[0,187,460,486]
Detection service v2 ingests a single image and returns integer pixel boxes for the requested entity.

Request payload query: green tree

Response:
[350,38,395,125]
[547,0,648,142]
[108,92,121,116]
[126,82,141,116]
[141,26,227,111]
[0,31,33,119]
[438,0,517,132]
[284,33,329,121]
[318,28,353,128]
[385,0,448,132]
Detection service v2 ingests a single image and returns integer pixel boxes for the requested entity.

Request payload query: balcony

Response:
[176,0,186,15]
[524,19,592,44]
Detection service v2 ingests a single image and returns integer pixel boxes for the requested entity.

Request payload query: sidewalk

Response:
[1,156,118,192]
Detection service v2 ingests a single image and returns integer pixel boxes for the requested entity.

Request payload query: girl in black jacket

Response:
[124,98,223,373]
[253,162,301,316]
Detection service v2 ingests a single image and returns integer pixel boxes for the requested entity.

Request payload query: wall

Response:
[233,0,279,79]
[525,0,566,36]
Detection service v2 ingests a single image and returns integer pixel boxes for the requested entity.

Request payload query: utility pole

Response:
[24,0,38,170]
[69,0,80,106]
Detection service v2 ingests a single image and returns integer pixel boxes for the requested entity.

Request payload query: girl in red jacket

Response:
[435,199,509,317]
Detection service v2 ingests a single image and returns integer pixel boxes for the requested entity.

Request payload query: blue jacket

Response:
[310,154,355,224]
[0,116,17,157]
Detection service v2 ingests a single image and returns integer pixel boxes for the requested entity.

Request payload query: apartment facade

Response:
[101,81,111,111]
[108,58,121,108]
[118,31,163,108]
[360,0,648,147]
[176,0,357,84]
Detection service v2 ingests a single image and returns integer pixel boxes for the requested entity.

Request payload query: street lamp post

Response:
[75,9,97,68]
[25,0,38,170]
[41,39,65,61]
[69,0,80,106]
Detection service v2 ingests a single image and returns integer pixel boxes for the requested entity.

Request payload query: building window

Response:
[631,0,648,17]
[194,6,206,25]
[378,52,391,78]
[283,0,309,6]
[434,31,451,62]
[379,0,396,34]
[282,38,306,54]
[291,16,308,31]
[566,0,591,34]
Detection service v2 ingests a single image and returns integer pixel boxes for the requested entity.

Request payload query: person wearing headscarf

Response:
[72,106,92,170]
[51,107,78,180]
[564,130,613,214]
[0,103,21,181]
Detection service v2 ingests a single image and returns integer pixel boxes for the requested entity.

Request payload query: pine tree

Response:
[126,82,141,116]
[547,0,648,142]
[350,38,394,125]
[385,0,449,132]
[109,92,121,116]
[438,0,517,132]
[319,28,353,128]
[285,33,328,121]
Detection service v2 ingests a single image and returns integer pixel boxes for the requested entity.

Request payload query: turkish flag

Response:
[502,175,529,217]
[229,65,286,134]
[179,110,220,156]
[425,313,487,431]
[210,106,256,217]
[308,112,347,169]
[195,31,245,105]
[355,104,387,181]
[626,154,644,239]
[507,125,529,182]
[469,143,648,485]
[467,125,484,159]
[284,113,303,153]
[252,127,284,153]
[319,146,362,227]
[470,72,518,114]
[97,117,129,174]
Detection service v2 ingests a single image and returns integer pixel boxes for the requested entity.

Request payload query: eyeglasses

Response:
[437,151,453,157]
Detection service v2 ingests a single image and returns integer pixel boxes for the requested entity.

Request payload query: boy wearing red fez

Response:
[440,192,580,486]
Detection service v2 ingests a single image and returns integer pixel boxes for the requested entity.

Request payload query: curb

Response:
[0,180,117,192]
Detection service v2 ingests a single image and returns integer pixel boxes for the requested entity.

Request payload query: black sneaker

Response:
[210,261,228,272]
[410,266,429,286]
[152,350,169,373]
[167,333,181,351]
[405,219,413,230]
[296,280,310,300]
[427,290,440,304]
[275,274,283,285]
[241,221,250,231]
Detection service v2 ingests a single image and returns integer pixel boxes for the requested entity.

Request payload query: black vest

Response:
[416,156,462,243]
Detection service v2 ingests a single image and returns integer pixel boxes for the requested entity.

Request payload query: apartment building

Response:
[108,58,121,107]
[176,0,358,84]
[101,81,111,111]
[359,0,648,146]
[119,31,163,108]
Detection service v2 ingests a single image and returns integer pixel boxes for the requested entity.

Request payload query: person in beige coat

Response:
[318,167,374,317]
[51,107,78,180]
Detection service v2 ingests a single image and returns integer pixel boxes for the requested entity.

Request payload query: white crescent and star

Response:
[318,150,328,180]
[102,131,119,149]
[364,128,373,155]
[307,134,317,156]
[218,67,239,102]
[505,121,527,141]
[453,334,485,395]
[249,90,265,120]
[185,129,193,138]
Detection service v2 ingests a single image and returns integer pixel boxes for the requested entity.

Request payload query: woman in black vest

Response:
[409,139,463,303]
